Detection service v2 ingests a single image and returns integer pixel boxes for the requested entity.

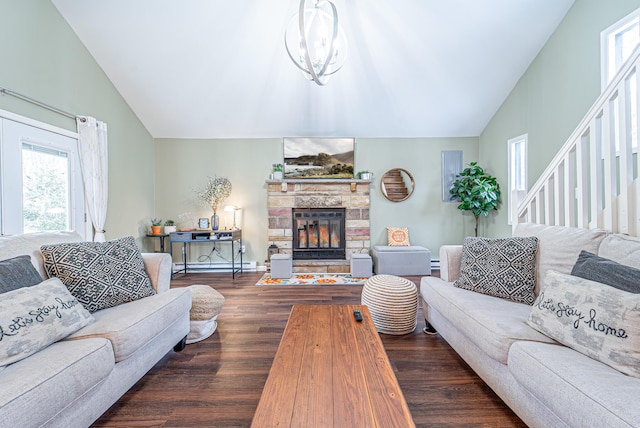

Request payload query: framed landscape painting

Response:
[283,137,355,179]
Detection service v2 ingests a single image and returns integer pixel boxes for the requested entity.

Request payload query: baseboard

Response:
[431,259,440,270]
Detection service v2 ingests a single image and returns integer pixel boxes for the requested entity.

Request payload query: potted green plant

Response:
[449,162,501,237]
[150,218,163,235]
[272,163,284,180]
[195,176,232,230]
[164,219,176,234]
[357,170,372,180]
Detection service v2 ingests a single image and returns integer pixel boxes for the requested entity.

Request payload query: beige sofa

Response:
[0,231,191,427]
[420,223,640,428]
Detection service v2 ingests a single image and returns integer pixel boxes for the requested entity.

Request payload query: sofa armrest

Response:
[439,245,463,282]
[142,253,172,293]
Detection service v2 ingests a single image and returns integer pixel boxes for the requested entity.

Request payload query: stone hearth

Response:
[266,179,371,273]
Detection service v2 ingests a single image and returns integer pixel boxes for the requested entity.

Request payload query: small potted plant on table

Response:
[164,219,177,234]
[150,218,163,235]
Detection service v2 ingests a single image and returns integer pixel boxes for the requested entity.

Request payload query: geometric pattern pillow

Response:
[387,227,410,246]
[453,236,539,305]
[528,270,640,378]
[40,236,156,313]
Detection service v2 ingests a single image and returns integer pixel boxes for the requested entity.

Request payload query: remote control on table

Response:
[353,309,363,322]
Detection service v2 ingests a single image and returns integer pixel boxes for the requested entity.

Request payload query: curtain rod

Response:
[0,86,85,122]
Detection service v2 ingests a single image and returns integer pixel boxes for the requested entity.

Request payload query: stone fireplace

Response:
[266,179,371,273]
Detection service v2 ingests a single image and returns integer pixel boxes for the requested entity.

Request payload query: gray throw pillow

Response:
[454,236,539,305]
[571,251,640,293]
[0,255,43,294]
[41,236,156,313]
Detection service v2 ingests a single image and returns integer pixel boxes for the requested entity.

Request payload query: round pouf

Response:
[361,274,418,335]
[186,285,225,344]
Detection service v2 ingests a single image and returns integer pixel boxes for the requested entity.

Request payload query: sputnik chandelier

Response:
[284,0,348,86]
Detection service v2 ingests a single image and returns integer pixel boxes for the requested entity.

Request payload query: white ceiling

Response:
[52,0,574,139]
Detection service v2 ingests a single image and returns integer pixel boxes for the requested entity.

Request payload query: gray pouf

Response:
[361,274,418,335]
[351,253,373,278]
[271,253,292,278]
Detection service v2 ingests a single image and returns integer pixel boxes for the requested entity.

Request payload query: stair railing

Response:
[513,43,640,237]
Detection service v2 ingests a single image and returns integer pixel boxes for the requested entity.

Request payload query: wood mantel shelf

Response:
[265,178,372,184]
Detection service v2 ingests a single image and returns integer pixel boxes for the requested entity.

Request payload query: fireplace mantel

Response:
[265,178,372,184]
[266,179,371,273]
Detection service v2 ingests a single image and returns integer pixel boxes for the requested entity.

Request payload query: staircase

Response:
[513,44,640,237]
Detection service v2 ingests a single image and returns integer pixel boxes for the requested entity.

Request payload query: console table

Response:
[169,230,243,278]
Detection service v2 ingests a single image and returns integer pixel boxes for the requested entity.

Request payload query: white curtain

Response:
[76,116,108,242]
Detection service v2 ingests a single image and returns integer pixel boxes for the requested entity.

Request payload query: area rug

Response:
[256,273,368,286]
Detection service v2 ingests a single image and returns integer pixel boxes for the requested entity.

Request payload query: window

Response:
[601,9,640,88]
[0,115,85,237]
[507,134,528,225]
[601,10,640,153]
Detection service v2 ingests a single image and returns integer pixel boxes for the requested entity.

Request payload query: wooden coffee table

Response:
[251,304,415,427]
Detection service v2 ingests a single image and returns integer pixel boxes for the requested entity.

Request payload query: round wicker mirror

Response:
[380,168,415,202]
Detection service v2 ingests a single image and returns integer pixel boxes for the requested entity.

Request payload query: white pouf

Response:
[361,274,418,335]
[271,253,292,279]
[351,253,372,278]
[186,285,225,344]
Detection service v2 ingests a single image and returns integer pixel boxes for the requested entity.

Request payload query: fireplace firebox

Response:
[292,208,346,260]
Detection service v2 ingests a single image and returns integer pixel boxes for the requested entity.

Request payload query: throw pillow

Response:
[571,251,640,293]
[453,236,538,305]
[0,278,94,367]
[41,236,156,313]
[528,270,640,378]
[0,255,43,294]
[387,227,410,246]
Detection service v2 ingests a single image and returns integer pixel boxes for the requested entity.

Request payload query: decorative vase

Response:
[150,225,162,235]
[211,212,219,231]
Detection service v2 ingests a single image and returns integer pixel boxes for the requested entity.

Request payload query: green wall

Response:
[0,0,155,242]
[155,137,478,265]
[479,0,640,238]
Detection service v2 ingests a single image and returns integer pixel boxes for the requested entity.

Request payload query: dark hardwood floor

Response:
[92,272,526,427]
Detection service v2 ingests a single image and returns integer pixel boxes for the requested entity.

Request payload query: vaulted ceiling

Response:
[52,0,574,139]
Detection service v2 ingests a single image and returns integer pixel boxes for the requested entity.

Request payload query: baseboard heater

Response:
[172,261,257,272]
[431,259,440,270]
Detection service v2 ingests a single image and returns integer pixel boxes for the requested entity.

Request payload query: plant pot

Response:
[150,225,162,235]
[164,226,177,234]
[273,171,283,180]
[360,172,373,180]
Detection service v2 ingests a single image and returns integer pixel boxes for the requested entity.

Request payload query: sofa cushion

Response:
[509,341,640,427]
[0,338,114,427]
[41,236,156,313]
[0,278,94,367]
[0,255,44,294]
[598,233,640,269]
[453,236,538,305]
[571,251,640,293]
[67,288,191,362]
[513,223,609,295]
[0,231,82,280]
[528,270,640,378]
[420,277,556,364]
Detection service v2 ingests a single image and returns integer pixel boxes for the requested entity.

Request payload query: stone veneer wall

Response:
[266,179,371,273]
